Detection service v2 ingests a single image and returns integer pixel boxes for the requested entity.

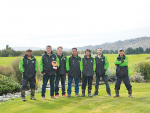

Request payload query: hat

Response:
[119,48,124,52]
[26,48,32,52]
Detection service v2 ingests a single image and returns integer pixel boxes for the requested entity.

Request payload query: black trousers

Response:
[21,76,36,90]
[95,75,111,94]
[82,76,93,91]
[115,76,132,90]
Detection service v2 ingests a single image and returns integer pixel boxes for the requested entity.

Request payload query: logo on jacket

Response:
[52,57,54,60]
[101,59,103,61]
[32,61,34,63]
[64,58,66,60]
[91,60,93,62]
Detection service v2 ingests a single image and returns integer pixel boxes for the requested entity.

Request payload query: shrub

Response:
[35,77,42,89]
[107,67,116,82]
[0,75,21,95]
[134,62,150,80]
[36,69,43,81]
[11,57,22,84]
[0,66,15,78]
[129,73,145,83]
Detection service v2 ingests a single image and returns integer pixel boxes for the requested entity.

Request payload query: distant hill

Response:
[76,36,150,51]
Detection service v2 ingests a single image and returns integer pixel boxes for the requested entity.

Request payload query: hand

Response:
[66,73,68,76]
[54,67,57,70]
[43,72,45,75]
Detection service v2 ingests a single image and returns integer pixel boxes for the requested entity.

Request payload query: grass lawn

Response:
[0,83,150,113]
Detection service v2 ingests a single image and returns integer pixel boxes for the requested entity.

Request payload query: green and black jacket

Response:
[95,54,109,76]
[80,55,96,77]
[56,53,67,75]
[114,54,129,76]
[19,55,38,77]
[66,55,81,79]
[39,51,59,75]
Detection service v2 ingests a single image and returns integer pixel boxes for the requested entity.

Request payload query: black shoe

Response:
[88,93,93,97]
[80,94,85,97]
[30,96,36,100]
[68,95,71,97]
[75,94,79,97]
[92,93,98,96]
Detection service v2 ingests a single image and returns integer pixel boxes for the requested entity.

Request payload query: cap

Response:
[119,48,124,52]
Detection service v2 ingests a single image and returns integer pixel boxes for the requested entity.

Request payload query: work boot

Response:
[21,89,26,101]
[113,89,119,97]
[80,90,85,97]
[51,96,56,99]
[108,92,111,97]
[88,90,93,97]
[128,89,133,98]
[30,89,36,100]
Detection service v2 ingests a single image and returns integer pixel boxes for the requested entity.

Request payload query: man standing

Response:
[55,46,67,98]
[66,48,81,97]
[114,48,133,98]
[39,45,59,99]
[19,49,38,101]
[80,49,96,97]
[92,48,111,97]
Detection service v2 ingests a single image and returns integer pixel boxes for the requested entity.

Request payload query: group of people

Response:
[19,45,133,101]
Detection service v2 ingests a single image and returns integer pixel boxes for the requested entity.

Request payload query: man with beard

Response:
[55,46,67,98]
[92,48,111,96]
[66,48,81,97]
[19,49,38,101]
[114,48,133,98]
[40,45,59,100]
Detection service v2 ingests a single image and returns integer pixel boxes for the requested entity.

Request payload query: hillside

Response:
[76,36,150,51]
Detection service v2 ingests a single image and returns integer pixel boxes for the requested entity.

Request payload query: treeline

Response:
[1,45,150,57]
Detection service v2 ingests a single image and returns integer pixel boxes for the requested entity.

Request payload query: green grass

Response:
[1,54,150,75]
[0,83,150,113]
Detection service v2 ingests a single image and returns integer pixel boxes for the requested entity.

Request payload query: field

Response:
[0,54,150,75]
[0,83,150,113]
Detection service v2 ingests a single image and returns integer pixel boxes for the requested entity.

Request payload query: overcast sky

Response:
[0,0,150,49]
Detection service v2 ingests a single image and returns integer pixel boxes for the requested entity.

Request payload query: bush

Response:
[134,62,150,80]
[0,75,21,95]
[11,57,22,84]
[129,73,145,83]
[36,69,43,81]
[107,67,116,82]
[0,66,15,78]
[35,77,42,89]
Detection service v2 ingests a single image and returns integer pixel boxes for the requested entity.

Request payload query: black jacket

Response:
[81,55,95,77]
[56,54,67,75]
[40,51,58,76]
[66,55,81,79]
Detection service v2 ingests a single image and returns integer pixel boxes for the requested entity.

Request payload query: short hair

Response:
[57,46,63,50]
[97,48,102,50]
[72,48,77,51]
[46,45,52,49]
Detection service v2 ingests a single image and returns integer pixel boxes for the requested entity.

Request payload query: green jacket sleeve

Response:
[114,57,122,65]
[66,56,70,71]
[104,56,109,70]
[120,56,128,67]
[35,59,38,72]
[19,57,24,73]
[80,58,83,77]
[56,56,60,67]
[39,56,43,72]
[93,58,96,72]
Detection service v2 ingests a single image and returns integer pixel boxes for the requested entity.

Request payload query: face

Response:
[57,48,62,55]
[119,50,124,56]
[72,49,77,56]
[46,47,52,54]
[97,48,102,55]
[26,51,32,57]
[86,51,90,56]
